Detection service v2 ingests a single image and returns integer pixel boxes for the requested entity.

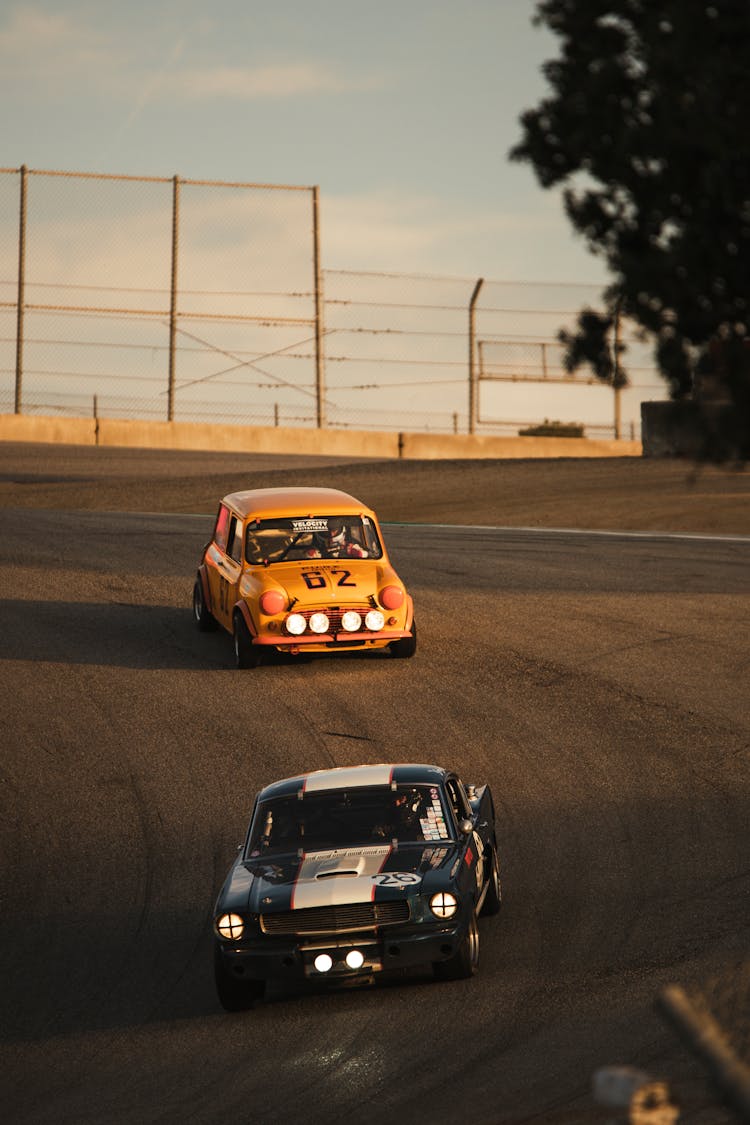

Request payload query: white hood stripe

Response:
[291,846,391,909]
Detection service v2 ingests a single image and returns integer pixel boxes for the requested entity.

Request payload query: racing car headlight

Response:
[285,613,307,635]
[379,585,404,610]
[216,913,245,940]
[429,892,458,919]
[341,610,362,632]
[308,612,329,634]
[259,589,286,616]
[364,609,385,631]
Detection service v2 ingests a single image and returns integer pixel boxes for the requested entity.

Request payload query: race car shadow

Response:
[0,597,222,670]
[0,597,409,671]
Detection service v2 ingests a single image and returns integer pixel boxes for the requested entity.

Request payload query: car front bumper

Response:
[216,922,466,983]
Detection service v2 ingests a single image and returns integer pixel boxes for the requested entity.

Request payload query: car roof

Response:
[258,763,450,801]
[221,486,376,521]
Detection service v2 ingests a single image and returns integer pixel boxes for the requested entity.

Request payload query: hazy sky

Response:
[0,0,610,284]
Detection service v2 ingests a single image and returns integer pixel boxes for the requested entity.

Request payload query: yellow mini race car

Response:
[192,486,416,667]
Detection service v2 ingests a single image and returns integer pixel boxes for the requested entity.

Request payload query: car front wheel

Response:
[481,845,502,916]
[390,619,417,659]
[433,908,479,981]
[233,611,263,669]
[214,947,266,1012]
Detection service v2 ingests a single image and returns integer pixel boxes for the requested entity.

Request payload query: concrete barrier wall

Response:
[0,413,642,459]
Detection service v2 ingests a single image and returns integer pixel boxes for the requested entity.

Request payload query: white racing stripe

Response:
[303,764,394,791]
[291,846,391,909]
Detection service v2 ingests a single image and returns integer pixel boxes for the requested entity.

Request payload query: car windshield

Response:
[247,785,453,856]
[244,514,383,565]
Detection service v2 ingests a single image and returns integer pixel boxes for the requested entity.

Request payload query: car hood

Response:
[260,561,389,607]
[221,842,459,914]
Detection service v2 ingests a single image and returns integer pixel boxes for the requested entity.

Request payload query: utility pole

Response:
[468,278,484,434]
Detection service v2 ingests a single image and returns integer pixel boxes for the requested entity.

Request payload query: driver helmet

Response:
[327,518,347,548]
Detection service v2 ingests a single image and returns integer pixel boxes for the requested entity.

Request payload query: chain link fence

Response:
[1,166,667,437]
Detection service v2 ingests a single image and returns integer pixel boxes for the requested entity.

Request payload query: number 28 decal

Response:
[302,569,356,590]
[371,872,422,886]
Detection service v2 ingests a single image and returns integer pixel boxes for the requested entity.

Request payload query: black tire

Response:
[390,619,417,659]
[481,845,502,916]
[214,947,265,1012]
[193,578,217,631]
[433,908,479,981]
[233,611,263,669]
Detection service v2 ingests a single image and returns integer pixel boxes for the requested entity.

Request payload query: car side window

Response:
[227,516,243,564]
[446,778,470,822]
[213,505,230,552]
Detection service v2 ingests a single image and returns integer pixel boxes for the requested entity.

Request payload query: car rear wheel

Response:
[193,579,217,631]
[233,611,263,669]
[433,908,479,981]
[390,619,417,659]
[481,845,502,916]
[214,947,266,1012]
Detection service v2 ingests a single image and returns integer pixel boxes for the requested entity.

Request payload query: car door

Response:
[205,506,244,630]
[445,775,486,902]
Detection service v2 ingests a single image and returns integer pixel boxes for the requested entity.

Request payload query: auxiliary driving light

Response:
[364,609,385,631]
[341,610,362,632]
[308,612,330,634]
[429,892,458,919]
[314,953,333,973]
[285,613,307,635]
[216,913,245,940]
[345,950,365,970]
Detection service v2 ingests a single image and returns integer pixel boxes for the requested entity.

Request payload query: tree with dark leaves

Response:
[511,0,750,458]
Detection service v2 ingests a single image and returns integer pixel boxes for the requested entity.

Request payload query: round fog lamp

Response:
[365,609,385,632]
[430,892,458,919]
[308,612,329,634]
[345,949,365,970]
[341,610,362,632]
[314,953,333,973]
[216,913,244,940]
[285,613,306,635]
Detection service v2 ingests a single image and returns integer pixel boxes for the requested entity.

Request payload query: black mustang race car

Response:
[213,763,501,1010]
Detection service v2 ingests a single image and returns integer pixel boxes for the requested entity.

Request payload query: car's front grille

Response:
[260,900,410,936]
[302,605,372,633]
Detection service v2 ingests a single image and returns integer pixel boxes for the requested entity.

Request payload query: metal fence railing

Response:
[1,165,667,440]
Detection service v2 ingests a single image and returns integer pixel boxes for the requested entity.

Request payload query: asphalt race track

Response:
[1,492,749,1122]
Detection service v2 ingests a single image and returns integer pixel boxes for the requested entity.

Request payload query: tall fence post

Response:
[613,300,622,440]
[14,165,28,415]
[312,185,326,429]
[167,175,180,422]
[468,277,484,434]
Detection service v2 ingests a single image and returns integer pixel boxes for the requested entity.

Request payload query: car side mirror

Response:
[458,818,473,836]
